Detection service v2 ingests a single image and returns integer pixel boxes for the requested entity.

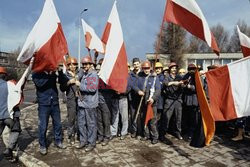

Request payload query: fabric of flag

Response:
[99,1,128,93]
[164,0,220,55]
[17,0,68,72]
[194,70,215,146]
[81,19,105,54]
[237,25,250,57]
[144,103,154,127]
[206,56,250,121]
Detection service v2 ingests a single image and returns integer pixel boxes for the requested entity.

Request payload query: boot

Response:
[232,128,244,141]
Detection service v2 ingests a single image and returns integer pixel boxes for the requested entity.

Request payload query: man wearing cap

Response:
[133,61,160,144]
[0,67,22,160]
[163,62,184,140]
[182,63,199,140]
[76,55,99,152]
[59,57,80,145]
[128,58,141,138]
[32,65,67,155]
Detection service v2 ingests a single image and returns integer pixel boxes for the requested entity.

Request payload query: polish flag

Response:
[17,0,68,72]
[206,56,250,121]
[144,103,154,127]
[237,25,250,57]
[81,19,105,54]
[164,0,220,55]
[99,1,128,93]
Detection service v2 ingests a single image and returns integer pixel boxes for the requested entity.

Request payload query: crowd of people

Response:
[0,55,249,159]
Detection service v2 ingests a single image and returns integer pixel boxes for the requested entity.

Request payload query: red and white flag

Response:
[99,1,128,93]
[237,25,250,57]
[206,56,250,121]
[164,0,220,55]
[81,19,105,54]
[17,0,68,72]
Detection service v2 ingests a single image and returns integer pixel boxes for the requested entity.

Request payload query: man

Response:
[76,56,99,152]
[133,61,160,144]
[59,57,79,145]
[0,67,22,160]
[128,58,141,138]
[32,67,66,155]
[163,62,183,140]
[182,63,198,140]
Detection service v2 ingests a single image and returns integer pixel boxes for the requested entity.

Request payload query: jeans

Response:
[110,97,128,136]
[38,104,62,148]
[78,108,97,146]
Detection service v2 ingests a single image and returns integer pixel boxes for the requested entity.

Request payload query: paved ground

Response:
[1,83,250,166]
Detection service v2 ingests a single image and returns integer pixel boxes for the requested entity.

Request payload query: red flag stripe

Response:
[241,44,250,58]
[102,22,111,45]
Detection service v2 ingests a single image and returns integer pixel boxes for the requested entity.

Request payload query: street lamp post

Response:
[78,8,88,69]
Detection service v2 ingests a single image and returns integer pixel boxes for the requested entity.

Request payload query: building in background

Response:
[146,53,243,71]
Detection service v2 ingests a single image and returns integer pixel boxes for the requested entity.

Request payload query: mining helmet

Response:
[155,62,163,68]
[179,68,186,73]
[187,63,197,71]
[81,56,93,64]
[66,57,78,65]
[141,61,151,68]
[168,62,178,69]
[0,67,7,74]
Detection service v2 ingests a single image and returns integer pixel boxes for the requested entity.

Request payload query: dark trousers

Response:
[163,99,182,135]
[0,118,21,150]
[183,106,199,137]
[78,108,97,146]
[38,104,62,148]
[97,103,111,141]
[66,98,78,138]
[142,104,159,140]
[129,98,141,136]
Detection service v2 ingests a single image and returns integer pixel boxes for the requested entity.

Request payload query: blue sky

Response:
[0,0,249,62]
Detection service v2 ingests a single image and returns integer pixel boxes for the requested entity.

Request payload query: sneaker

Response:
[75,143,87,149]
[39,147,47,155]
[176,133,183,140]
[120,135,126,140]
[55,142,67,149]
[151,139,158,145]
[85,145,95,152]
[101,140,109,146]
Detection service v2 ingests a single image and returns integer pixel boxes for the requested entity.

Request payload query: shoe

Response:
[39,147,47,155]
[140,137,149,141]
[96,139,103,144]
[85,145,95,152]
[131,133,136,138]
[75,143,87,149]
[120,135,126,140]
[151,139,158,145]
[101,140,109,146]
[176,133,183,140]
[55,142,67,149]
[110,135,116,140]
[3,148,13,159]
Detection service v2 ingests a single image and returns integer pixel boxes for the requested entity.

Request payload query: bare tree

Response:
[154,22,187,67]
[211,23,229,52]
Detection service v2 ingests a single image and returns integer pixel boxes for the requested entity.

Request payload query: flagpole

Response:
[78,8,88,70]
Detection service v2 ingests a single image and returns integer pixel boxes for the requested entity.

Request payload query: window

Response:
[222,59,231,65]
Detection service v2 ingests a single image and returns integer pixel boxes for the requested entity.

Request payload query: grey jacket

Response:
[78,70,99,109]
[0,79,9,119]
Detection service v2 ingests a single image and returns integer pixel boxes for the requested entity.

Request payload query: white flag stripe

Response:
[173,0,212,47]
[99,1,123,82]
[17,0,60,63]
[237,25,250,48]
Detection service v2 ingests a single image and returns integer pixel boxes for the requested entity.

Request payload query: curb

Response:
[18,104,50,167]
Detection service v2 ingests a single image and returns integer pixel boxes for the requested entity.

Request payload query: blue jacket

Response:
[133,72,161,106]
[32,72,62,106]
[0,79,9,119]
[78,70,99,109]
[128,70,141,102]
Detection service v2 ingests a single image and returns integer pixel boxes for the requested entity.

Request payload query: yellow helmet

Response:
[155,62,163,68]
[179,68,186,73]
